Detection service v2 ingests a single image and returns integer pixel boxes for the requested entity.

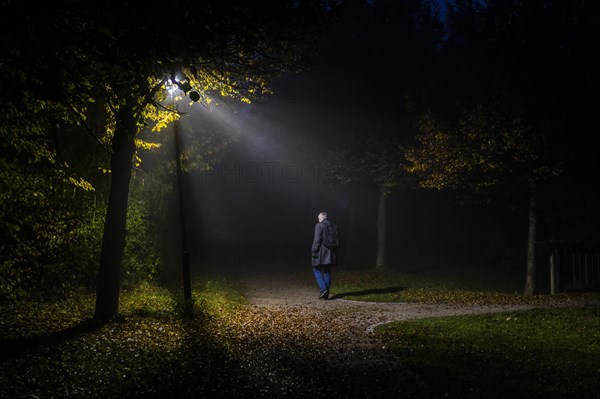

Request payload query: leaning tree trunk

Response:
[94,103,138,321]
[523,181,537,296]
[376,184,387,270]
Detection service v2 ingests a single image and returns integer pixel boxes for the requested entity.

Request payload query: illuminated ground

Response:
[228,273,538,397]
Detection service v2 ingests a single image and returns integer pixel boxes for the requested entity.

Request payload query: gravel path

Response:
[227,273,535,398]
[240,275,534,332]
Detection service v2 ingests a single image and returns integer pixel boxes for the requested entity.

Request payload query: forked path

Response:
[240,274,534,331]
[231,273,535,398]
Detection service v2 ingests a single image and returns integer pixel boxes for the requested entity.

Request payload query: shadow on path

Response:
[330,286,406,300]
[0,318,105,360]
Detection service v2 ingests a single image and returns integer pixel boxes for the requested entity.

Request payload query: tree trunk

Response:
[94,103,138,321]
[376,184,386,270]
[174,120,192,302]
[523,181,537,296]
[345,187,357,265]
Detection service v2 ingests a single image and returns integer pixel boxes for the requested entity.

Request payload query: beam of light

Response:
[166,79,184,101]
[167,83,179,95]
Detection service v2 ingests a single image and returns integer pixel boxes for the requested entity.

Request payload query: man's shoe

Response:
[319,290,329,300]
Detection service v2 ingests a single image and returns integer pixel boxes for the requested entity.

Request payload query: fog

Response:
[163,2,534,290]
[172,83,527,284]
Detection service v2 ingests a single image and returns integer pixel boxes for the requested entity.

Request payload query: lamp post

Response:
[171,87,192,302]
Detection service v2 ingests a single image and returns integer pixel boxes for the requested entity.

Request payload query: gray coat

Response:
[311,219,337,266]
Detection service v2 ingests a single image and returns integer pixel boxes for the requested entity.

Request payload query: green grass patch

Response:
[376,306,600,399]
[331,268,600,306]
[2,271,599,398]
[0,278,252,398]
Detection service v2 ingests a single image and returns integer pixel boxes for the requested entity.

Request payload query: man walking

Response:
[311,212,338,300]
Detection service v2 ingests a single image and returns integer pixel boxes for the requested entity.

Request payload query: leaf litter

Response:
[1,273,598,398]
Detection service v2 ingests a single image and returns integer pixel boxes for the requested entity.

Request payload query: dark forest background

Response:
[2,0,599,305]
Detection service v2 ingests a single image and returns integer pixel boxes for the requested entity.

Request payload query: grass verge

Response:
[2,271,599,398]
[375,306,600,399]
[0,279,250,399]
[331,268,600,306]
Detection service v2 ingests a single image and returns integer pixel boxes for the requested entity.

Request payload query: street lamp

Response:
[170,84,192,302]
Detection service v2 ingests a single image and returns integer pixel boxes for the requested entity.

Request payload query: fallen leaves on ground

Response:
[0,279,430,398]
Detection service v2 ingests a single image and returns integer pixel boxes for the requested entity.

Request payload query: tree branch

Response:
[66,102,112,154]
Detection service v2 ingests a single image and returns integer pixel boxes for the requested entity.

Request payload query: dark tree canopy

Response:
[1,0,335,317]
[406,0,600,294]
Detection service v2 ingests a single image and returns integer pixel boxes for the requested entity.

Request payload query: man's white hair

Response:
[318,212,327,220]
